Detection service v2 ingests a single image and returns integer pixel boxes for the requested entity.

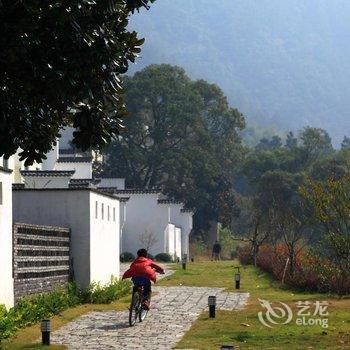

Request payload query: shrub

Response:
[237,244,253,265]
[239,243,350,295]
[120,252,135,262]
[0,305,16,340]
[147,253,154,260]
[0,279,132,341]
[84,278,131,304]
[155,253,172,262]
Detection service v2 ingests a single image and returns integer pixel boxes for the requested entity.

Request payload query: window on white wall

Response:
[0,182,2,205]
[113,207,116,222]
[95,201,98,219]
[101,203,104,220]
[3,158,9,169]
[107,205,110,221]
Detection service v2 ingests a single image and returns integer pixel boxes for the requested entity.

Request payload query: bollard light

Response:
[221,345,234,350]
[208,295,216,318]
[191,257,194,262]
[234,266,241,290]
[182,261,186,270]
[41,319,51,346]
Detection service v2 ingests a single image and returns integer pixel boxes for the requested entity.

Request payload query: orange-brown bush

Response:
[238,244,350,295]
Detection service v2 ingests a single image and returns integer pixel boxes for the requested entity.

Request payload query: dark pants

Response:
[132,277,152,300]
[212,252,221,261]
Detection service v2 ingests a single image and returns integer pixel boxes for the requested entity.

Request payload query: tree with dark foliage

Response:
[0,0,155,165]
[102,65,245,230]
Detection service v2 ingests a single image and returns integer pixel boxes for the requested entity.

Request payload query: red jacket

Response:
[122,257,164,283]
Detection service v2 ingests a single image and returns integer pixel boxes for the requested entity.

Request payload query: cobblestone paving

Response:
[52,286,249,350]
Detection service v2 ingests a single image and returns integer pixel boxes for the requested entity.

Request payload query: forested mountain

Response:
[129,0,350,145]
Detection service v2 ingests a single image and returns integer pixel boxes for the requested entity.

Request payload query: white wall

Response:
[14,190,81,286]
[165,224,176,257]
[170,205,193,257]
[59,128,74,149]
[41,141,59,171]
[89,192,120,284]
[0,169,14,308]
[175,227,182,259]
[4,152,42,183]
[119,201,127,253]
[13,189,120,287]
[120,194,170,256]
[55,161,92,179]
[22,175,71,189]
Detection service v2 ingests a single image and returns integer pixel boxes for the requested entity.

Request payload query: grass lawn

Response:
[1,295,132,350]
[159,261,350,350]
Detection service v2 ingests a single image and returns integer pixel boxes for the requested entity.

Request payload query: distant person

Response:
[122,248,164,310]
[212,240,222,261]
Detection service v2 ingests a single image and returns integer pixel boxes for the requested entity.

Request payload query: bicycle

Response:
[129,285,149,326]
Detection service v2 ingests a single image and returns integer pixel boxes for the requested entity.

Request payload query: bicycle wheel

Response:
[139,306,148,322]
[139,293,150,322]
[129,291,141,327]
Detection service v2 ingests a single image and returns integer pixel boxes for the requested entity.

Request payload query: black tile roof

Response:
[0,166,13,174]
[113,189,162,195]
[21,170,75,177]
[59,149,75,155]
[57,156,92,163]
[12,187,122,201]
[70,178,100,185]
[157,199,183,205]
[12,183,25,189]
[181,208,194,213]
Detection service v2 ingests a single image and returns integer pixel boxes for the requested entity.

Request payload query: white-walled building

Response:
[55,157,93,179]
[13,188,120,287]
[0,158,14,308]
[110,190,193,259]
[167,202,193,257]
[21,170,74,189]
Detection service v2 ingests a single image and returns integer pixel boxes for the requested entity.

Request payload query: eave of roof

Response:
[57,157,92,163]
[157,199,183,205]
[21,170,75,177]
[113,189,162,195]
[181,208,194,213]
[12,187,121,201]
[0,166,13,174]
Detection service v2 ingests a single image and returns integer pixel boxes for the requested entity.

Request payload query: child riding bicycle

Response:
[122,248,165,310]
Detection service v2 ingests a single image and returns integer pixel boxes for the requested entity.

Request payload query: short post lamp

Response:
[191,257,194,262]
[41,319,51,346]
[208,295,216,318]
[221,345,234,350]
[234,266,241,290]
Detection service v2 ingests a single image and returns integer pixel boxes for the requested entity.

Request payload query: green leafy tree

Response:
[298,127,333,165]
[285,131,298,149]
[310,150,350,181]
[256,135,282,150]
[0,0,155,165]
[301,175,350,276]
[341,136,350,150]
[102,64,245,230]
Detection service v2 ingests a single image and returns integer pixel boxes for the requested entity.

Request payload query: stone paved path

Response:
[51,286,249,350]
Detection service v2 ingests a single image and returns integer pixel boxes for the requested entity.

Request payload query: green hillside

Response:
[129,0,350,144]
